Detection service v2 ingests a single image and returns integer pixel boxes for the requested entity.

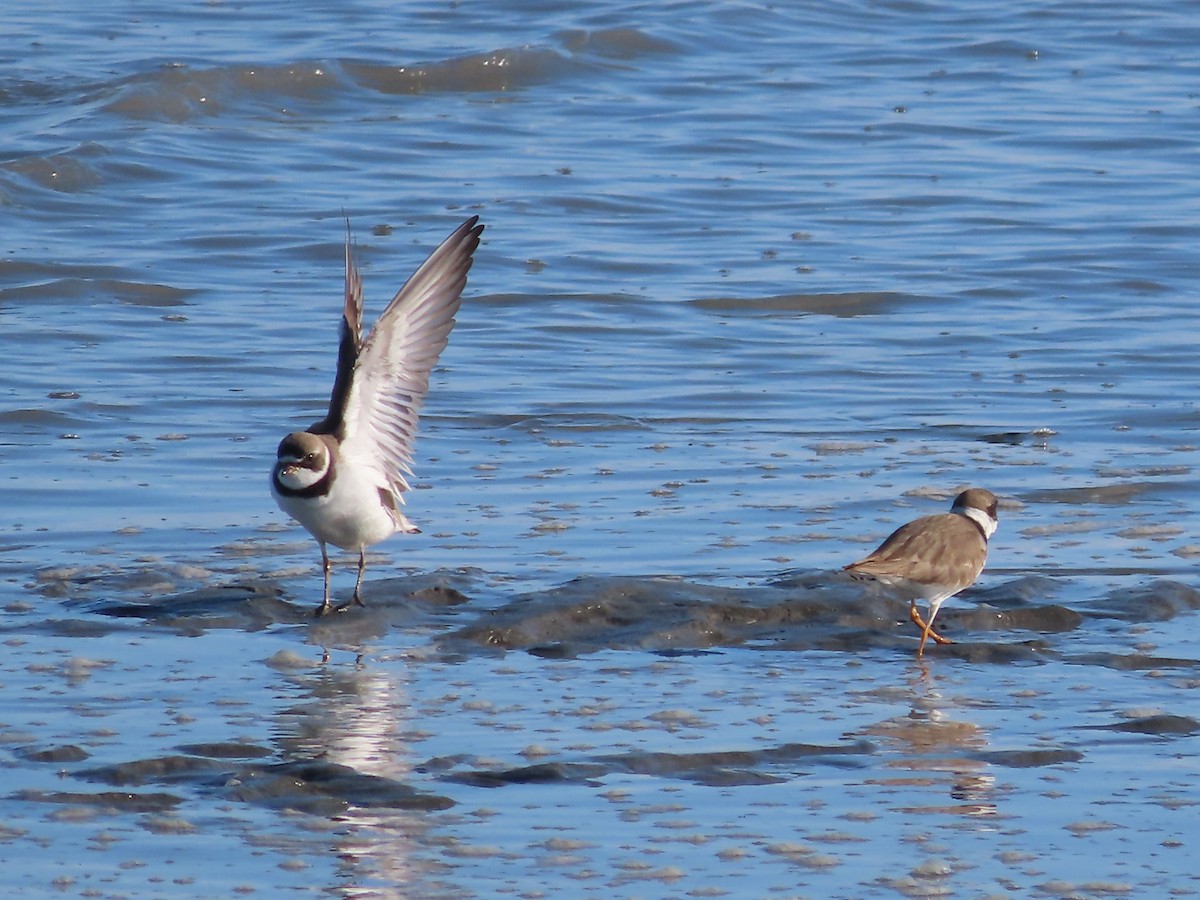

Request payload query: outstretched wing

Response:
[338,215,484,499]
[311,226,365,437]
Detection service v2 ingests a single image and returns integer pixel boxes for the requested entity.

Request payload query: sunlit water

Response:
[3,0,1200,897]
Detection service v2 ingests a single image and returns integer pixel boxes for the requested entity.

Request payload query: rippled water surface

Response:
[3,1,1200,897]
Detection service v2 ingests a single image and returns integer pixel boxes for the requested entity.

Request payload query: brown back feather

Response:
[844,512,987,590]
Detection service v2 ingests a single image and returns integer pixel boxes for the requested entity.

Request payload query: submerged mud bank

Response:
[7,561,1200,898]
[31,562,1200,665]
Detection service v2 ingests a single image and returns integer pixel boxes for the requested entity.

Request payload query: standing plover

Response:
[845,488,998,656]
[272,216,484,615]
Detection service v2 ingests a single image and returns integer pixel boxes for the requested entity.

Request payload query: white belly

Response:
[272,466,404,551]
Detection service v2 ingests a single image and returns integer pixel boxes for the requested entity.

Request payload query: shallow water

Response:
[3,0,1200,897]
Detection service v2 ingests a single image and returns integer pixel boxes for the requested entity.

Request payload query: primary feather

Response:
[337,215,483,503]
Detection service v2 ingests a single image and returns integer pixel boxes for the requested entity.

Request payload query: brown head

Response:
[273,431,333,492]
[950,488,998,540]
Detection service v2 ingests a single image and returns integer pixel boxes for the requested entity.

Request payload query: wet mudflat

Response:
[3,562,1197,896]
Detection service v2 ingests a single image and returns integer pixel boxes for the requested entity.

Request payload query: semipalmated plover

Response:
[271,216,484,616]
[844,488,998,657]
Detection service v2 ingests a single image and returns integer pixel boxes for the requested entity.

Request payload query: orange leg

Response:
[909,602,952,656]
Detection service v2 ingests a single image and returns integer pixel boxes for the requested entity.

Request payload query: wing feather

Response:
[338,216,484,499]
[311,226,364,437]
[844,513,987,587]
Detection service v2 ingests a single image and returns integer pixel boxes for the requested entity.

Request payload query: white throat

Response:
[960,506,998,540]
[276,458,329,491]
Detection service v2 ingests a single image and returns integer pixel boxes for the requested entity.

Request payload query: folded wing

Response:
[846,515,986,586]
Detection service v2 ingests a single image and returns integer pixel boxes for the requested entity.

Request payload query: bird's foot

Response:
[909,605,952,645]
[330,595,366,614]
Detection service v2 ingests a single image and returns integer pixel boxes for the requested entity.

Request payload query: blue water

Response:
[3,0,1200,896]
